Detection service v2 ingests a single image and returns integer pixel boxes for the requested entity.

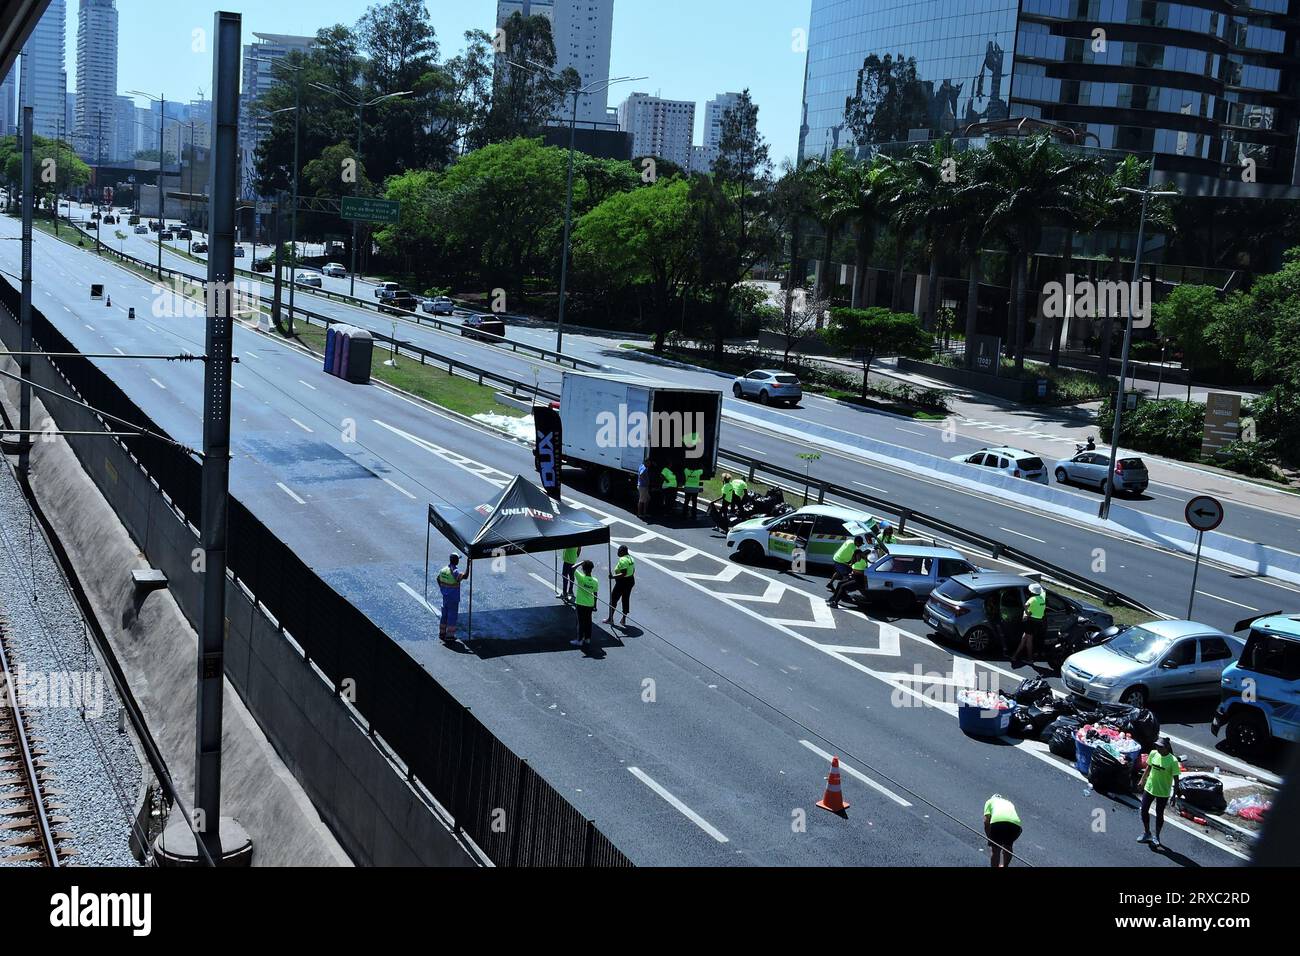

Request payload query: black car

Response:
[192,241,208,253]
[460,314,506,341]
[379,291,418,314]
[177,229,192,240]
[252,258,273,273]
[148,220,160,231]
[159,230,174,241]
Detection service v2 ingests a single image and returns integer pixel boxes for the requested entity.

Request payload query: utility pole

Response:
[18,107,33,483]
[157,96,165,276]
[271,189,284,330]
[95,110,104,254]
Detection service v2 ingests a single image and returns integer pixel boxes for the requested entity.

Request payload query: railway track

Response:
[0,614,70,866]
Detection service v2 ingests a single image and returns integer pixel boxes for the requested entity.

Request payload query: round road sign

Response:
[1184,495,1224,533]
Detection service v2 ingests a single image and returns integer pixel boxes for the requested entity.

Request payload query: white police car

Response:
[726,504,885,566]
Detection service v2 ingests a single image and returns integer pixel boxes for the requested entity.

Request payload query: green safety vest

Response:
[721,482,735,502]
[574,572,598,608]
[832,540,857,565]
[1026,593,1046,620]
[562,547,579,565]
[614,555,636,579]
[683,468,703,490]
[730,478,748,497]
[984,796,1020,826]
[851,554,869,572]
[661,467,678,489]
[437,566,461,588]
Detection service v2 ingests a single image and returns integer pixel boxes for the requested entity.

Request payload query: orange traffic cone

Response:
[816,756,850,814]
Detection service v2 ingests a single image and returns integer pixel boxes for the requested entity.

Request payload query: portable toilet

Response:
[341,326,373,384]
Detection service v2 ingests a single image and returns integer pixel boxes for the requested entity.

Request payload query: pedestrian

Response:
[827,535,864,591]
[436,554,470,642]
[681,464,704,518]
[713,472,735,530]
[559,545,580,602]
[603,545,636,627]
[660,463,679,514]
[1137,736,1181,850]
[1011,582,1046,668]
[983,794,1022,867]
[570,559,599,649]
[636,461,651,519]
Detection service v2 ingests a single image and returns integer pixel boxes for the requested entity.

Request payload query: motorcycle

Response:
[710,488,792,531]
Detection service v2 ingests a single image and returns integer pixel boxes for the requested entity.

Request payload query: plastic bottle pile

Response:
[1226,794,1271,822]
[957,688,1014,711]
[1076,723,1143,762]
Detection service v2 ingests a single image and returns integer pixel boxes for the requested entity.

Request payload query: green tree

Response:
[806,150,856,301]
[824,307,931,400]
[1153,284,1219,402]
[470,12,577,148]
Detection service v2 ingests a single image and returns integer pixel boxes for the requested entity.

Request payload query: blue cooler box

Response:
[958,701,1016,736]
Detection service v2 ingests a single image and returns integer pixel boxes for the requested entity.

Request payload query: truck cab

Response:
[1212,613,1300,755]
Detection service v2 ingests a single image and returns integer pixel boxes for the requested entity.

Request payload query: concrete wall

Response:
[0,305,478,867]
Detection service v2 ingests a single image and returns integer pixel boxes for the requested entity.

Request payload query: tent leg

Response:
[607,539,613,619]
[467,563,473,642]
[424,521,431,607]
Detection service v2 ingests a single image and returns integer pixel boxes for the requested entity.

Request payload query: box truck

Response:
[559,371,723,497]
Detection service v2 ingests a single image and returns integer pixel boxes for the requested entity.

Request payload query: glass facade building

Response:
[800,0,1300,188]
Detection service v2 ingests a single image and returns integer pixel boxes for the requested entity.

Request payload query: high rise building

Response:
[239,32,314,197]
[497,0,615,127]
[799,0,1300,190]
[0,67,17,137]
[113,94,133,161]
[693,91,743,173]
[18,0,67,140]
[134,104,153,156]
[76,0,119,163]
[64,92,75,140]
[617,92,695,169]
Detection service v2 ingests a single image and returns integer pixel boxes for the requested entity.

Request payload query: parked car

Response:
[295,273,322,288]
[252,258,273,273]
[732,369,803,406]
[232,245,245,257]
[177,228,192,240]
[192,241,208,253]
[127,215,140,225]
[460,314,505,340]
[950,446,1048,484]
[159,230,174,241]
[373,281,399,299]
[1054,451,1149,496]
[923,572,1113,661]
[1061,620,1243,707]
[1212,613,1300,754]
[102,215,116,224]
[421,296,455,315]
[861,545,977,613]
[321,262,347,278]
[133,224,148,234]
[727,504,881,568]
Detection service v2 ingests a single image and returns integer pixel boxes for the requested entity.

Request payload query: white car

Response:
[421,296,455,315]
[296,273,322,288]
[732,369,803,406]
[321,262,347,278]
[727,504,882,566]
[950,446,1048,484]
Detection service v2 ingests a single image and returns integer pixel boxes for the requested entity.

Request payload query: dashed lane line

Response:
[799,739,911,807]
[276,482,306,505]
[627,767,729,844]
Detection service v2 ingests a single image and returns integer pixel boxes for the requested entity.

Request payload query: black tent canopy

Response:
[423,476,612,638]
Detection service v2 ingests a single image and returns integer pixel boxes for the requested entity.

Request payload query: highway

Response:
[1,213,1260,866]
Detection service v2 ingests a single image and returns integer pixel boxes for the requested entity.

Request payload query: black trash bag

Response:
[1008,708,1038,738]
[1088,747,1136,794]
[1179,774,1227,815]
[1046,717,1083,758]
[1125,709,1161,748]
[1014,677,1054,706]
[1025,704,1063,734]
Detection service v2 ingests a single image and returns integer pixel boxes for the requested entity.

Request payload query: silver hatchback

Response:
[1061,619,1244,708]
[1054,452,1148,495]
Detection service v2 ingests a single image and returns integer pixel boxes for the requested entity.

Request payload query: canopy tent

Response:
[423,476,612,639]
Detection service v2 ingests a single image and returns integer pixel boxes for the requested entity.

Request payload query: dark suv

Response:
[379,290,418,314]
[923,572,1113,662]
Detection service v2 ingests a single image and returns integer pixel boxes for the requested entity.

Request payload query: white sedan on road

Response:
[950,446,1048,484]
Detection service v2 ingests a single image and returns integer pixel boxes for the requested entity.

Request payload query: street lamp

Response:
[310,82,412,296]
[1098,161,1176,520]
[126,89,169,277]
[507,60,645,353]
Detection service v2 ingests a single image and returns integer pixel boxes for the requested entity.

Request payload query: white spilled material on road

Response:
[627,767,729,843]
[473,412,533,442]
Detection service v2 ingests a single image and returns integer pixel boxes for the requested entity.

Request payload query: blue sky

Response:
[69,0,811,164]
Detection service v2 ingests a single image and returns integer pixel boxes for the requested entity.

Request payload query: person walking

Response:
[570,560,599,649]
[636,461,652,519]
[436,554,470,643]
[559,545,580,602]
[682,464,704,518]
[983,794,1022,867]
[1011,582,1047,668]
[603,545,636,627]
[1137,736,1181,850]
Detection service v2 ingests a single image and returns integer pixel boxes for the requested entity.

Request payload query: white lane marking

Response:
[528,572,563,595]
[1195,591,1258,611]
[112,347,124,355]
[289,417,314,433]
[627,767,729,843]
[382,476,416,499]
[145,324,159,333]
[397,582,439,617]
[999,527,1047,544]
[298,379,317,390]
[149,377,166,390]
[894,426,926,437]
[231,379,244,389]
[276,482,306,505]
[1143,489,1180,501]
[244,350,259,359]
[84,323,95,331]
[738,444,765,454]
[853,481,888,494]
[799,739,912,807]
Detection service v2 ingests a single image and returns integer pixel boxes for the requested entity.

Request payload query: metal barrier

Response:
[0,275,632,867]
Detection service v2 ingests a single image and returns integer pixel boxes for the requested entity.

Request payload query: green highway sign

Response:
[340,196,400,225]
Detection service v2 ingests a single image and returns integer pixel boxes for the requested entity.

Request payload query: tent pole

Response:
[467,561,474,641]
[424,520,430,607]
[607,539,613,619]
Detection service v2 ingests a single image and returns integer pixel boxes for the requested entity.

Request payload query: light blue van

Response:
[1211,613,1300,755]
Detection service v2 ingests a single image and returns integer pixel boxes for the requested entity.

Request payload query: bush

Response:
[1248,386,1300,469]
[1096,394,1203,459]
[1211,439,1281,480]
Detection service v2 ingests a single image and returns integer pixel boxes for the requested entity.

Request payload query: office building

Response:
[112,94,133,161]
[692,91,743,173]
[496,0,615,127]
[0,67,17,136]
[18,0,67,140]
[799,0,1300,189]
[76,0,118,162]
[239,32,314,197]
[617,92,695,168]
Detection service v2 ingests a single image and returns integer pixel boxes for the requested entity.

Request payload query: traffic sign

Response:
[1184,495,1224,533]
[340,196,400,225]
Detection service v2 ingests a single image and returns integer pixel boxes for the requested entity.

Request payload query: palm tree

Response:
[951,149,1001,366]
[807,151,856,302]
[842,154,891,308]
[885,141,965,329]
[985,135,1097,372]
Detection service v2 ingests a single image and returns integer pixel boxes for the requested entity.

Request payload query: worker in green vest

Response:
[682,465,704,518]
[878,520,896,545]
[827,542,872,608]
[436,554,470,642]
[559,545,581,603]
[983,794,1022,867]
[728,475,749,521]
[827,535,864,591]
[570,560,599,650]
[603,545,636,627]
[713,472,735,530]
[660,463,679,514]
[1011,582,1047,668]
